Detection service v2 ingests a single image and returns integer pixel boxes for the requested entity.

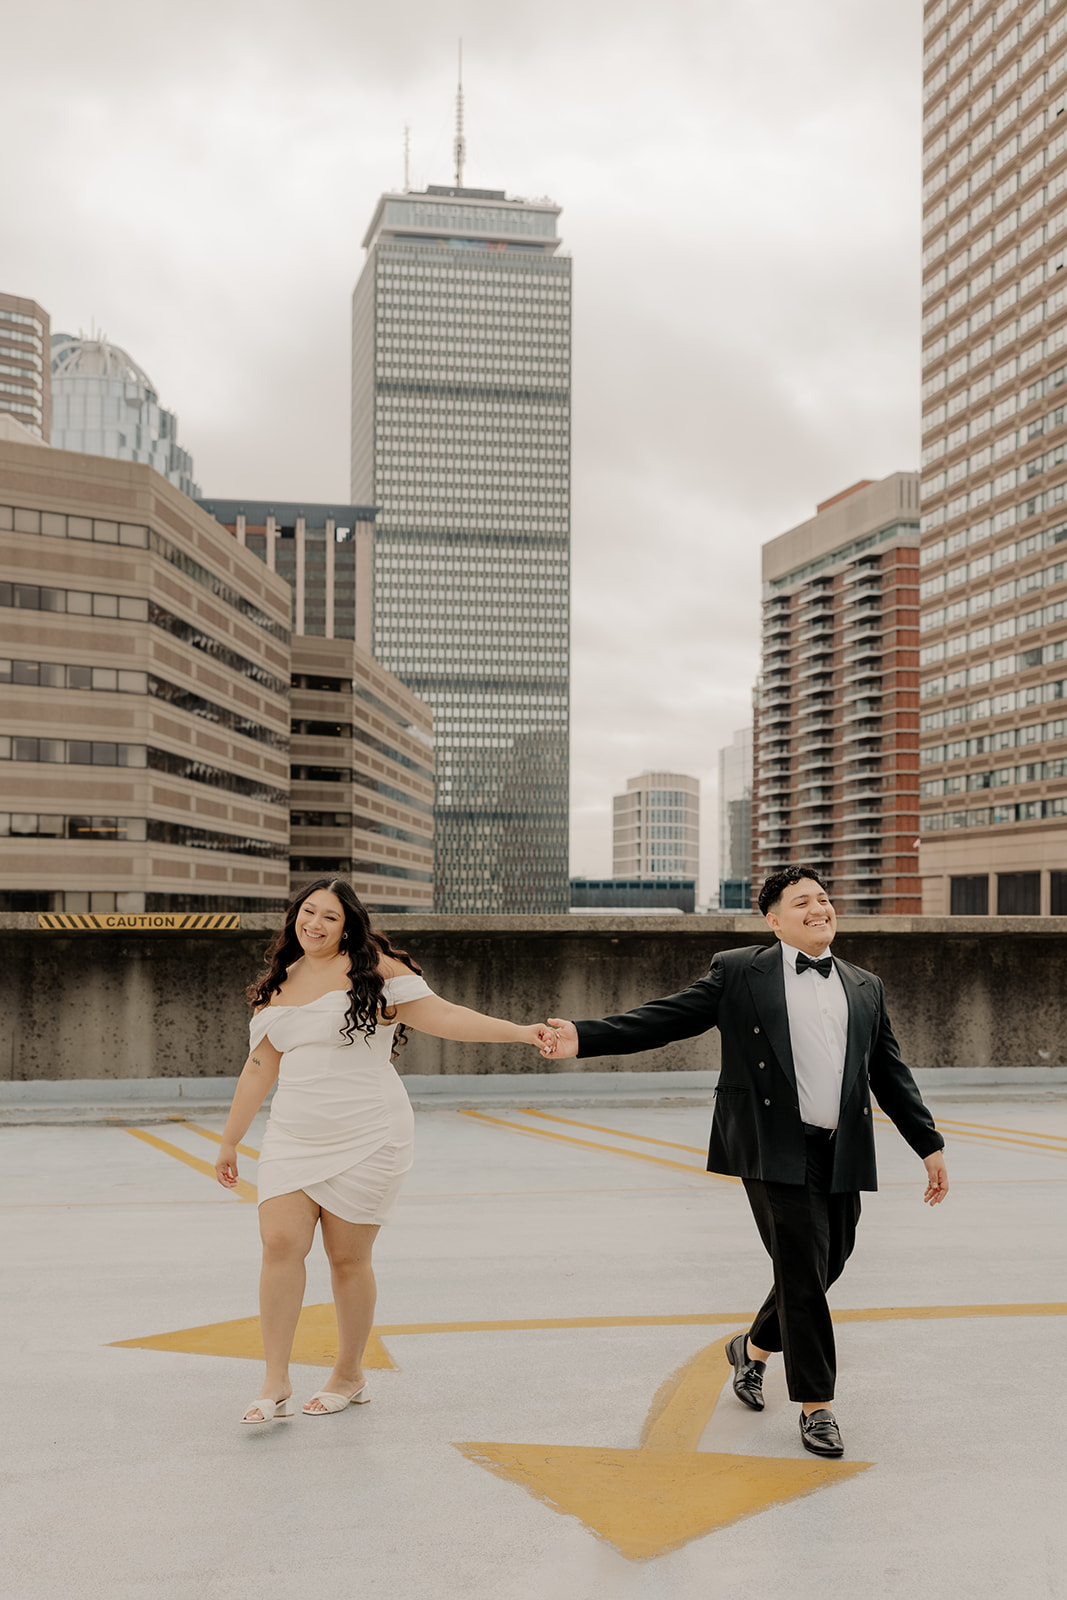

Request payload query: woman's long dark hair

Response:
[247,877,421,1055]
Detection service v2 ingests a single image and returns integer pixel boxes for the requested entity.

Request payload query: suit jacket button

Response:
[758,1061,765,1069]
[753,1027,760,1034]
[764,1098,771,1106]
[863,1107,869,1115]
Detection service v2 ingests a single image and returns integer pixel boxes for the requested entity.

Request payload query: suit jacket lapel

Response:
[834,957,875,1106]
[744,944,797,1094]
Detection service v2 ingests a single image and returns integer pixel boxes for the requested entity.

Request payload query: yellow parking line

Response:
[521,1109,705,1155]
[458,1109,738,1182]
[124,1127,257,1202]
[180,1121,260,1160]
[372,1301,1067,1336]
[531,1108,1067,1163]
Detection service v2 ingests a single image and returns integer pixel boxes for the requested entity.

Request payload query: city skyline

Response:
[0,0,925,893]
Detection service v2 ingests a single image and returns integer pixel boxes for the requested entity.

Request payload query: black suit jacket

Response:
[575,942,943,1192]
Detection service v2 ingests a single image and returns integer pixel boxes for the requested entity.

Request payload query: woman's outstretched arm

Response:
[391,993,555,1049]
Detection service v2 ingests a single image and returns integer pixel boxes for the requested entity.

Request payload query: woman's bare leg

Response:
[305,1212,380,1409]
[247,1190,320,1417]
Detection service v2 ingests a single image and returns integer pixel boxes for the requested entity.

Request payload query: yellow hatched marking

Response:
[931,1116,1067,1153]
[457,1108,737,1182]
[875,1111,1067,1157]
[124,1127,257,1202]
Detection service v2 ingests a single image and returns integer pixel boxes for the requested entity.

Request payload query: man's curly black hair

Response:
[757,864,829,918]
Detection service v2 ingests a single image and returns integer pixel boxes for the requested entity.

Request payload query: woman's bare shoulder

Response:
[376,954,413,980]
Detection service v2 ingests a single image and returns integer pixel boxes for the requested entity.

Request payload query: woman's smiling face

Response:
[295,890,346,958]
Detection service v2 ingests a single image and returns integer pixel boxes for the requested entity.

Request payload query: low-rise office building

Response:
[197,500,376,645]
[289,635,434,912]
[198,500,435,911]
[569,876,696,913]
[0,440,291,911]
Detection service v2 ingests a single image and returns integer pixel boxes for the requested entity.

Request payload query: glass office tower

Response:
[351,184,571,912]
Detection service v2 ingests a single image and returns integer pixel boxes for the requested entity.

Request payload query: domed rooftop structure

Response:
[50,330,199,497]
[51,332,157,391]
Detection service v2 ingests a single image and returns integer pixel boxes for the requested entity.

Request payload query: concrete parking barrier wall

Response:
[1,913,1066,1081]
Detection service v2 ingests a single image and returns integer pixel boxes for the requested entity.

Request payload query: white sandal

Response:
[241,1395,294,1424]
[302,1384,370,1414]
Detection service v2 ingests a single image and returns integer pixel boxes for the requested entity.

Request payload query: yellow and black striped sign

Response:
[36,912,242,931]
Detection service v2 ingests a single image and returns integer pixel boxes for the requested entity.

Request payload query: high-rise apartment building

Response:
[920,0,1067,915]
[0,293,50,441]
[752,475,922,914]
[350,184,571,913]
[613,772,700,882]
[1,439,290,912]
[51,334,199,497]
[199,500,435,912]
[717,727,753,910]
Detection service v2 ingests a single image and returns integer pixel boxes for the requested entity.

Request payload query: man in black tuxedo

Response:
[541,865,948,1459]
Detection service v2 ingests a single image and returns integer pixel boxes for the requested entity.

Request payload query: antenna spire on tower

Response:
[453,39,466,189]
[403,123,411,191]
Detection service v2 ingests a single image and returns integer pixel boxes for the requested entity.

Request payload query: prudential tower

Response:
[350,174,571,912]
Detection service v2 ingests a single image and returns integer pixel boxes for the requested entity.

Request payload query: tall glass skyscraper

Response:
[51,334,200,497]
[350,184,571,912]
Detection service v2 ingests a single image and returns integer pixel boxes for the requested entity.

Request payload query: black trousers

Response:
[741,1128,862,1403]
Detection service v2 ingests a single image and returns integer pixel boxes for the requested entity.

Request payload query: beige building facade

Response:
[613,771,700,882]
[753,474,922,914]
[920,0,1067,915]
[0,440,291,911]
[0,293,49,443]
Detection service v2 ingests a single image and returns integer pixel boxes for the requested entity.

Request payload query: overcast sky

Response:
[2,0,923,897]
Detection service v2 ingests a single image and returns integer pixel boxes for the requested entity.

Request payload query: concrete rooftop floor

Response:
[3,1092,1067,1600]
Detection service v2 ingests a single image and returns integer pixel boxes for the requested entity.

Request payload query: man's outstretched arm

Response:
[539,959,726,1060]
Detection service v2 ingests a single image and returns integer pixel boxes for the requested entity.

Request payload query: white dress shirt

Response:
[779,941,848,1130]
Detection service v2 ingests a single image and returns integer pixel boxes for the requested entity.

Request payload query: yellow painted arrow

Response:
[455,1338,871,1561]
[111,1304,397,1369]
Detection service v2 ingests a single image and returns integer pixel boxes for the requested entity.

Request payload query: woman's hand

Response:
[216,1143,240,1189]
[520,1023,559,1050]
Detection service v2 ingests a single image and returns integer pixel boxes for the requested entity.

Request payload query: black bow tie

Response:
[795,952,833,978]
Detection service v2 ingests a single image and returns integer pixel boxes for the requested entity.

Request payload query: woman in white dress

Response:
[215,876,554,1424]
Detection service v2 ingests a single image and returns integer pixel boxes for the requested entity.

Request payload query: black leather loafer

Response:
[725,1332,766,1411]
[799,1408,843,1457]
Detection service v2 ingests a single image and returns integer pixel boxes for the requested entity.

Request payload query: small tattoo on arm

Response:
[251,1054,262,1066]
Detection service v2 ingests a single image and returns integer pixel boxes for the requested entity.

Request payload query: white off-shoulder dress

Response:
[250,973,433,1224]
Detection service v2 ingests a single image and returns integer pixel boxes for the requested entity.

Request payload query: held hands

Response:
[540,1019,578,1059]
[522,1023,561,1050]
[922,1151,949,1205]
[215,1144,240,1189]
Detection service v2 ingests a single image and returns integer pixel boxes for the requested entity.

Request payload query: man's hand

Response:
[922,1151,949,1205]
[542,1019,578,1058]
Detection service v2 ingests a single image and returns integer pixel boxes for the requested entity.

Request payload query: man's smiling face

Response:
[764,878,837,957]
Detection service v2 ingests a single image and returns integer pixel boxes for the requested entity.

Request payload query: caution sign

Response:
[36,912,242,931]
